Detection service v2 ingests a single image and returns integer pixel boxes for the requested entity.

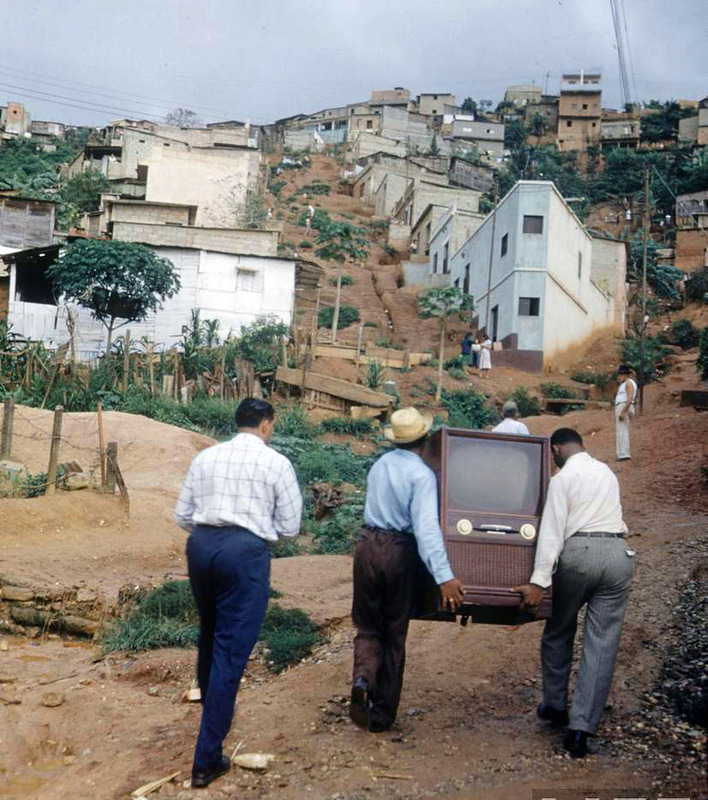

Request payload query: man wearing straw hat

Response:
[349,407,464,733]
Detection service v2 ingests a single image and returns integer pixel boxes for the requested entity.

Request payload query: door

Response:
[491,305,499,342]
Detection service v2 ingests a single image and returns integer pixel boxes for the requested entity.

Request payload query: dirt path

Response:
[0,367,705,798]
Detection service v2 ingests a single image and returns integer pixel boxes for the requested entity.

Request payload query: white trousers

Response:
[615,404,633,459]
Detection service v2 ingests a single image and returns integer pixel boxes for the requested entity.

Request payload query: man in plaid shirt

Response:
[175,397,302,788]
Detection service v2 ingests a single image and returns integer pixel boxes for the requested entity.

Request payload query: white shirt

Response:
[615,378,637,407]
[174,433,303,542]
[492,418,530,436]
[530,451,627,588]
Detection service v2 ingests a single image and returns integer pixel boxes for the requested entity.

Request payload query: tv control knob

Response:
[520,523,536,540]
[456,519,473,536]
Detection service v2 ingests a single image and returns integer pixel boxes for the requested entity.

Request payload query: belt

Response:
[573,531,625,539]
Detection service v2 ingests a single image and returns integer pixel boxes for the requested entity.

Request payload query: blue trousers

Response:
[186,525,270,769]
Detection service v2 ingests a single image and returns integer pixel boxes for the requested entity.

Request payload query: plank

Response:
[276,366,394,408]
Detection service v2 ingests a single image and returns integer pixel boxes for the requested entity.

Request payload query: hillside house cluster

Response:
[0,114,321,356]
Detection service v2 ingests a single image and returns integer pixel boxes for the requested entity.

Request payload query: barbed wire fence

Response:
[0,398,129,512]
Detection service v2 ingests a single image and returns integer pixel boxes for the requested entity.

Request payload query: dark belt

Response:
[573,531,625,539]
[357,525,414,544]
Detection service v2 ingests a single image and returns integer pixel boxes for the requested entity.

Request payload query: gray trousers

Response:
[541,536,635,734]
[615,404,633,459]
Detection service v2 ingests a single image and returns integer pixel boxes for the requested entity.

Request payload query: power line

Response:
[0,78,160,120]
[0,63,228,118]
[618,0,639,106]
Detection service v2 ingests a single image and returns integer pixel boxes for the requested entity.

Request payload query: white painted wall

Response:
[8,247,295,359]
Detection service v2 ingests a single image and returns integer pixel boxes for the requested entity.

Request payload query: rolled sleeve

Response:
[410,470,454,585]
[530,476,568,588]
[174,463,196,532]
[273,460,303,539]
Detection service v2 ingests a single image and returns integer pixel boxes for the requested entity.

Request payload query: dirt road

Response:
[0,373,705,798]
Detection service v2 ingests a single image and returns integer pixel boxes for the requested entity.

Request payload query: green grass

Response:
[318,417,374,436]
[508,386,541,417]
[442,389,499,429]
[311,500,365,555]
[101,581,320,672]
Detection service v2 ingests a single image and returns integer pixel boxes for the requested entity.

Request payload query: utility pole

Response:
[484,183,499,334]
[639,164,650,414]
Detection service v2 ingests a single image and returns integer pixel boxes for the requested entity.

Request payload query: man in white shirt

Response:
[174,398,302,788]
[514,428,635,758]
[492,400,530,435]
[614,364,637,461]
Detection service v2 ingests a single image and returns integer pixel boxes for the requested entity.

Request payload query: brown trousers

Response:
[352,527,421,728]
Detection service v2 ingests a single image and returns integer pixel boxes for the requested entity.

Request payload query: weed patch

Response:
[442,389,499,429]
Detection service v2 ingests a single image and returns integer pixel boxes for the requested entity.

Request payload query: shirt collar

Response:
[234,432,265,445]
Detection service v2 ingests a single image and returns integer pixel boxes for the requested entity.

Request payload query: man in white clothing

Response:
[614,364,637,461]
[514,428,635,758]
[492,400,530,435]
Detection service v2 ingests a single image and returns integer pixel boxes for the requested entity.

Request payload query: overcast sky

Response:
[2,0,706,127]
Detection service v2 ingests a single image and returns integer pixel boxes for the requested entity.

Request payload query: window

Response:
[566,120,572,127]
[432,108,437,114]
[591,122,597,128]
[236,268,258,292]
[366,120,372,130]
[577,252,582,279]
[523,215,544,234]
[582,103,588,110]
[518,297,540,316]
[501,233,508,257]
[442,242,449,274]
[433,253,438,273]
[463,264,470,294]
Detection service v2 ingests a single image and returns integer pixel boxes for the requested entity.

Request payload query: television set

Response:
[413,427,553,625]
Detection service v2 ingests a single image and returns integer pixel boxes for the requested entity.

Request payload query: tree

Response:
[58,169,111,229]
[164,107,202,128]
[428,134,440,156]
[418,286,474,402]
[628,231,684,301]
[314,222,369,342]
[47,239,181,351]
[528,112,548,137]
[461,98,477,115]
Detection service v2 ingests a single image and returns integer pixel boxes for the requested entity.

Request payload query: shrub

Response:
[311,500,365,555]
[508,386,540,417]
[369,219,390,231]
[276,404,316,437]
[260,605,321,673]
[570,371,611,390]
[447,367,467,381]
[270,538,304,558]
[296,207,331,230]
[363,321,378,328]
[319,417,374,436]
[621,335,672,382]
[299,240,313,249]
[233,315,289,374]
[328,274,354,287]
[271,435,375,488]
[267,179,287,197]
[667,319,699,349]
[318,305,360,330]
[102,580,321,673]
[685,266,708,303]
[698,328,708,381]
[298,182,330,196]
[539,382,582,415]
[444,355,465,370]
[366,359,384,390]
[442,389,499,429]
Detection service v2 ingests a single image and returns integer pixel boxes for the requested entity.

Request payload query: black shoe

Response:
[350,677,371,730]
[537,703,569,727]
[192,755,231,788]
[369,719,393,733]
[563,729,589,758]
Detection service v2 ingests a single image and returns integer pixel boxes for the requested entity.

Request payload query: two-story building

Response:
[557,71,602,152]
[433,181,626,370]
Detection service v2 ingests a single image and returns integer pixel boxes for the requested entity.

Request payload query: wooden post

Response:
[313,288,321,341]
[220,345,227,398]
[435,319,446,404]
[172,351,180,400]
[147,344,155,395]
[331,265,343,344]
[46,405,64,495]
[97,402,106,488]
[355,322,364,370]
[1,397,14,459]
[122,330,131,392]
[300,333,312,397]
[639,165,650,415]
[105,442,117,494]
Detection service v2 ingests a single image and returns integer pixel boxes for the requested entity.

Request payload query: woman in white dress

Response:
[479,337,492,377]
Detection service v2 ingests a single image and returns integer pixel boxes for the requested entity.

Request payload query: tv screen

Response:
[446,435,543,517]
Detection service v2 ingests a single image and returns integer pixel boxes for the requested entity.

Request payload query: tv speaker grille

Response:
[447,541,535,587]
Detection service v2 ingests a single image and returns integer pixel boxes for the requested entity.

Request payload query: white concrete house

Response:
[4,236,298,360]
[436,181,626,370]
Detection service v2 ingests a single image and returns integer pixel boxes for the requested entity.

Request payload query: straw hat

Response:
[384,407,434,444]
[502,400,519,415]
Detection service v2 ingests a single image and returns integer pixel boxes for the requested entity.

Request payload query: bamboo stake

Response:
[97,402,106,488]
[122,330,131,392]
[355,322,364,370]
[46,406,63,495]
[147,344,155,395]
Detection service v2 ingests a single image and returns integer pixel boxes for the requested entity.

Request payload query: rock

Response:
[0,460,26,476]
[25,626,41,639]
[76,588,97,604]
[1,586,35,602]
[147,686,159,697]
[0,675,16,683]
[64,472,89,490]
[63,756,77,766]
[0,640,8,651]
[42,691,65,708]
[0,689,20,705]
